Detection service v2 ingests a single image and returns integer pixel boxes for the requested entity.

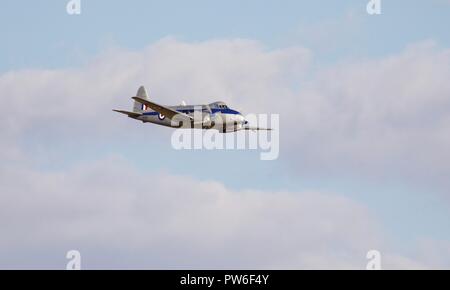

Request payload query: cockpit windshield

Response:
[210,102,229,109]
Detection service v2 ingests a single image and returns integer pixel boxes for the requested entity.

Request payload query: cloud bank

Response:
[3,156,441,269]
[0,38,449,268]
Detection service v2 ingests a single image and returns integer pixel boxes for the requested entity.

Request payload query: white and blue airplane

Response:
[113,86,271,133]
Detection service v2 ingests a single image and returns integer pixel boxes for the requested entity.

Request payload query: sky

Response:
[1,0,450,269]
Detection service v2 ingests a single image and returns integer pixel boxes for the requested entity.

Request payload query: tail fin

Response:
[133,86,149,112]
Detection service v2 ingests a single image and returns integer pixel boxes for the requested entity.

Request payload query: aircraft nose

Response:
[238,114,248,126]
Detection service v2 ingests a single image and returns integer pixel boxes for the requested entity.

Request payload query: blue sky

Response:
[1,1,450,269]
[2,1,450,71]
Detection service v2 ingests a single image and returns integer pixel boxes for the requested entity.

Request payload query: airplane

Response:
[113,86,271,133]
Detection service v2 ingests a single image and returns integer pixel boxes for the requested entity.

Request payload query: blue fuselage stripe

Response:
[143,108,241,116]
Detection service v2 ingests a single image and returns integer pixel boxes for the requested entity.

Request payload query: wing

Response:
[113,109,142,118]
[132,97,193,122]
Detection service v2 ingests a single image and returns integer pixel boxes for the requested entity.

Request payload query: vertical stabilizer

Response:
[133,86,149,112]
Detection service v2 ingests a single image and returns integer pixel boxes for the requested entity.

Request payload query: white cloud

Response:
[0,156,404,269]
[1,156,446,269]
[287,41,450,188]
[2,38,450,190]
[1,38,450,268]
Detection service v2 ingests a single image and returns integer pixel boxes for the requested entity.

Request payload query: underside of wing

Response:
[132,97,192,122]
[113,109,142,118]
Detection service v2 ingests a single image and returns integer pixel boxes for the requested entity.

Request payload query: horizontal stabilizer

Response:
[113,109,142,118]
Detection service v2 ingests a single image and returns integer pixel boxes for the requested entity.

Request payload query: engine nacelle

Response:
[192,112,214,128]
[202,114,213,128]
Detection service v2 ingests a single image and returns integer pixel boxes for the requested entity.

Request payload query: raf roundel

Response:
[158,113,165,120]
